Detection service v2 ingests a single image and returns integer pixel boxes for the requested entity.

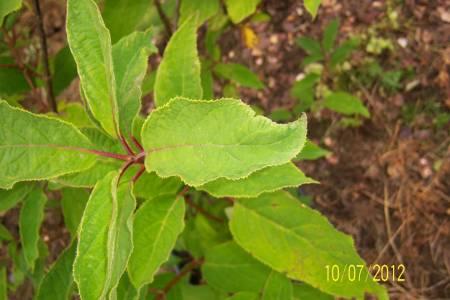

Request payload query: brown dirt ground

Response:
[1,0,449,299]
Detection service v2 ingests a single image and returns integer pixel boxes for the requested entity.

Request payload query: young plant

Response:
[293,19,370,125]
[0,0,389,299]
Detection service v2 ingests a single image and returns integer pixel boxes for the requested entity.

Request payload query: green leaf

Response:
[142,98,307,186]
[66,0,119,137]
[113,30,156,143]
[293,283,333,300]
[322,19,339,52]
[214,63,264,90]
[55,161,120,188]
[36,242,76,300]
[291,74,320,112]
[60,188,89,237]
[128,194,185,288]
[204,241,293,298]
[52,46,77,95]
[179,0,220,25]
[154,17,202,107]
[199,163,316,198]
[0,182,33,213]
[230,191,388,299]
[74,172,136,300]
[261,271,293,300]
[323,91,370,117]
[226,292,257,300]
[103,0,150,43]
[57,102,92,128]
[330,39,359,67]
[296,37,322,56]
[0,0,22,25]
[0,101,96,189]
[0,63,29,96]
[304,0,321,18]
[116,273,140,300]
[225,0,261,24]
[19,188,47,272]
[204,241,273,293]
[201,63,214,100]
[181,214,230,258]
[330,39,359,68]
[295,140,330,161]
[133,172,182,200]
[0,267,6,300]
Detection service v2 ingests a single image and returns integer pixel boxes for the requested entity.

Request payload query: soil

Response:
[1,0,449,299]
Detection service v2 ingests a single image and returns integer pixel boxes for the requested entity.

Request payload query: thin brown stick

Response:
[154,0,173,36]
[185,197,224,223]
[32,0,57,113]
[156,259,204,300]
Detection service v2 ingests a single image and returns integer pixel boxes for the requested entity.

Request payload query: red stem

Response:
[119,134,135,156]
[132,165,146,183]
[131,136,144,152]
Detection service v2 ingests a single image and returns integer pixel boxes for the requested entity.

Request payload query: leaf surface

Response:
[295,140,330,161]
[113,31,156,143]
[142,98,307,186]
[74,172,136,300]
[179,0,220,25]
[214,63,264,89]
[36,243,76,300]
[128,195,185,288]
[0,101,96,189]
[66,0,118,137]
[103,0,149,43]
[19,188,47,271]
[225,0,261,23]
[154,17,202,107]
[324,92,370,117]
[61,188,89,236]
[304,0,322,18]
[0,182,33,212]
[199,163,316,198]
[0,0,22,25]
[230,191,388,299]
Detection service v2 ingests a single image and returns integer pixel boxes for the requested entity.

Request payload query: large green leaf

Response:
[74,172,136,300]
[0,101,96,189]
[154,17,202,107]
[0,0,22,25]
[214,63,264,90]
[229,191,388,299]
[36,243,76,300]
[128,194,185,288]
[66,0,118,137]
[225,0,261,24]
[293,283,333,300]
[199,163,316,198]
[55,161,121,188]
[324,91,370,117]
[0,182,33,213]
[19,188,47,272]
[103,0,149,43]
[204,241,293,298]
[141,97,307,186]
[179,0,220,25]
[113,31,156,143]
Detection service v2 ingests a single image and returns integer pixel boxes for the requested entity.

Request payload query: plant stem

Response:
[185,197,224,223]
[32,0,57,113]
[156,259,204,299]
[154,0,173,36]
